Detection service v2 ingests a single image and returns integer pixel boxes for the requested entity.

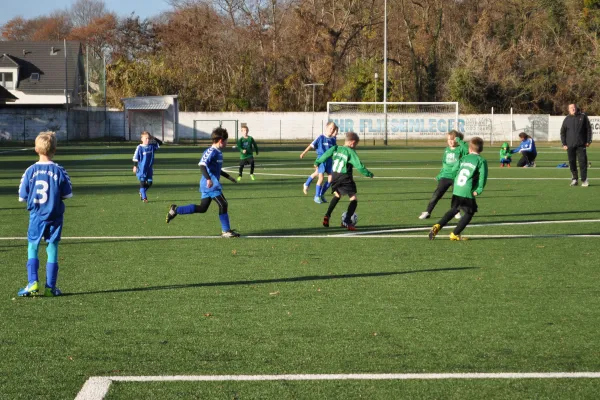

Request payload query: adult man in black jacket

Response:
[560,104,593,186]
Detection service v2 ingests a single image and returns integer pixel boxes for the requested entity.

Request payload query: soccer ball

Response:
[341,212,358,227]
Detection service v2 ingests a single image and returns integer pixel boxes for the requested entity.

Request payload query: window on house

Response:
[30,73,40,81]
[1,72,13,89]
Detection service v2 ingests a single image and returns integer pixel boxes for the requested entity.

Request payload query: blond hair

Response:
[326,121,338,137]
[141,131,151,138]
[35,131,57,157]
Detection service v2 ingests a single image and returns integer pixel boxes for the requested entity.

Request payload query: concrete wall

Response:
[0,107,125,142]
[2,108,600,143]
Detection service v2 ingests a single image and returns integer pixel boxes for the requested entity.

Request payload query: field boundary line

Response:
[1,218,600,241]
[2,218,600,241]
[75,372,600,400]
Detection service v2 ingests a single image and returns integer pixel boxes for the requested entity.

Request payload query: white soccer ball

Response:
[341,212,358,227]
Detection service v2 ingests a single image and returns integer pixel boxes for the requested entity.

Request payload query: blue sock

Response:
[305,176,313,187]
[177,204,196,215]
[315,185,322,197]
[219,213,231,232]
[46,262,59,288]
[26,259,39,283]
[321,182,331,196]
[140,187,147,199]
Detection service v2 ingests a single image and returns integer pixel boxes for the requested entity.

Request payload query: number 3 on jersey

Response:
[456,168,471,187]
[33,180,49,204]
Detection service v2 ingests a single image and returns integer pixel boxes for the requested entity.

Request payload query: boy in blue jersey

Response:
[17,131,73,297]
[165,127,240,237]
[300,121,338,203]
[132,131,163,202]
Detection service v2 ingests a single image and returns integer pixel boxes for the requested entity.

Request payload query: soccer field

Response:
[1,143,600,399]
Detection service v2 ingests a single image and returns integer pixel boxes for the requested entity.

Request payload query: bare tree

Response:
[70,0,109,27]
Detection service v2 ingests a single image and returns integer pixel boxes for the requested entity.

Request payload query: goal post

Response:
[327,102,459,144]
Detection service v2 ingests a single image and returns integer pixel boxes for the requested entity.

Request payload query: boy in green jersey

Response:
[314,132,374,231]
[419,130,468,220]
[499,142,512,167]
[429,136,488,241]
[236,124,259,181]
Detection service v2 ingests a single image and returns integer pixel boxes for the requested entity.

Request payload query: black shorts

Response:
[331,174,357,196]
[450,195,478,214]
[239,157,254,166]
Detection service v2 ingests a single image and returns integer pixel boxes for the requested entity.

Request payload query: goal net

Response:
[327,102,459,143]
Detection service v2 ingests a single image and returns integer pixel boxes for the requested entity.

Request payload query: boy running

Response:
[300,121,338,203]
[429,137,488,241]
[315,131,374,231]
[166,127,240,237]
[419,130,468,220]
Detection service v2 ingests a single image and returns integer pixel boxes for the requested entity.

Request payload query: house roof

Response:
[0,41,82,94]
[0,54,20,68]
[0,85,18,102]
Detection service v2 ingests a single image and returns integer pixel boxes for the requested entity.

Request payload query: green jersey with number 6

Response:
[452,153,488,199]
[314,145,374,178]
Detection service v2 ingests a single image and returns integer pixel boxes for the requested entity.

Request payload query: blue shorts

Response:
[201,188,223,199]
[137,174,153,182]
[500,158,511,164]
[317,159,333,174]
[28,213,63,244]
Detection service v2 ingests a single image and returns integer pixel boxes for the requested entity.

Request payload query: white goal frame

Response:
[327,102,459,145]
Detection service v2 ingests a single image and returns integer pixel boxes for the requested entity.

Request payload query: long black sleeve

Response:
[220,170,232,180]
[560,120,567,146]
[585,115,593,144]
[200,165,211,180]
[154,138,163,146]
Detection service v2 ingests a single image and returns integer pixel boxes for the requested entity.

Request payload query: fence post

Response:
[280,119,282,145]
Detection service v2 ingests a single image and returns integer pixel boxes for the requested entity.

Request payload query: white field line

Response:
[2,219,600,241]
[223,171,599,180]
[0,148,30,154]
[75,372,600,400]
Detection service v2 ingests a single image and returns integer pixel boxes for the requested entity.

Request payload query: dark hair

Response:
[470,137,484,153]
[345,131,360,143]
[518,132,530,140]
[211,127,229,143]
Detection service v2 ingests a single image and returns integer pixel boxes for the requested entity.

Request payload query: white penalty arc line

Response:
[2,219,600,241]
[75,372,600,400]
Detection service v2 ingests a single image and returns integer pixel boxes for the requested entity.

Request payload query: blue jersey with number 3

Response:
[19,161,73,221]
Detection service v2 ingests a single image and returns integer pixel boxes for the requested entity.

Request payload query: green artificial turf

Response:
[1,143,599,399]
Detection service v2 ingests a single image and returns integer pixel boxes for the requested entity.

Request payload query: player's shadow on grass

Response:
[61,266,478,297]
[252,224,403,236]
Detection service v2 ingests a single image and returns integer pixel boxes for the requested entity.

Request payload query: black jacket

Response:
[560,112,592,147]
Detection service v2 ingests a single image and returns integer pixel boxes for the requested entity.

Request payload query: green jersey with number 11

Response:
[452,153,488,199]
[314,145,374,178]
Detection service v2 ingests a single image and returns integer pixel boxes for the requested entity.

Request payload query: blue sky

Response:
[1,0,173,25]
